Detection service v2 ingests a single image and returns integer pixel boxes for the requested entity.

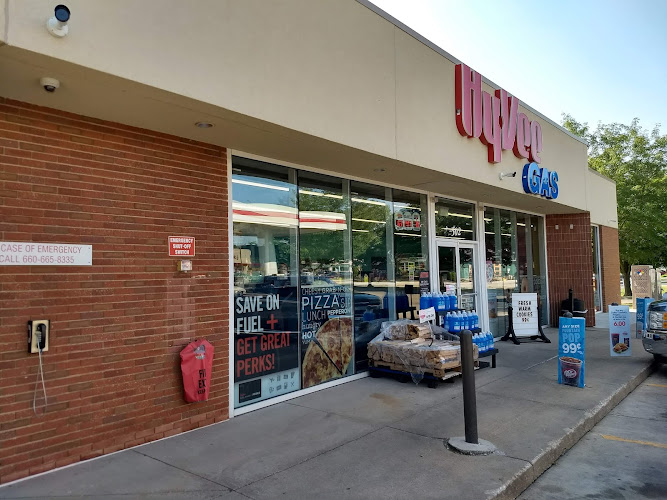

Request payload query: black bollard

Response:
[459,330,478,445]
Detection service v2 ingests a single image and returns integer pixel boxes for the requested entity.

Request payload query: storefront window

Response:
[393,190,429,322]
[298,172,353,388]
[485,208,547,337]
[435,199,475,240]
[592,226,602,311]
[232,158,300,408]
[350,182,393,371]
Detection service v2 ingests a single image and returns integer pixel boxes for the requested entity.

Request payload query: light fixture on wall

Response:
[498,171,517,180]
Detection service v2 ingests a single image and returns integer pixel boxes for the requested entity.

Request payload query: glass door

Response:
[458,244,477,311]
[436,241,478,312]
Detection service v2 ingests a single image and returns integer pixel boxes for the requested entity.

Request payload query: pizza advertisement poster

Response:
[233,289,300,407]
[300,285,353,388]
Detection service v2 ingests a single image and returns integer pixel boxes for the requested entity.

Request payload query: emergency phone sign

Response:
[169,236,195,256]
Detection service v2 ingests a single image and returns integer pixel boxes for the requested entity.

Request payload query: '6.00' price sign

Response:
[558,316,585,388]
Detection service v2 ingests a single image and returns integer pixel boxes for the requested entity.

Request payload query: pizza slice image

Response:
[302,317,353,388]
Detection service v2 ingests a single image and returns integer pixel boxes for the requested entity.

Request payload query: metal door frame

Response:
[433,239,480,312]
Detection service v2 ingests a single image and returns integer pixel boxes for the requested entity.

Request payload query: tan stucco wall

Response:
[393,27,590,209]
[587,169,618,228]
[2,0,611,218]
[0,0,7,44]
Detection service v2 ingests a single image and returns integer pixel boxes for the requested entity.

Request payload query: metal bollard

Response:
[459,330,478,445]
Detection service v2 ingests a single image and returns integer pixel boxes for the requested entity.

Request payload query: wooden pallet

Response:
[368,359,479,382]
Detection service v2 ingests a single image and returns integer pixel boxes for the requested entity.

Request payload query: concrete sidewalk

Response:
[0,324,655,500]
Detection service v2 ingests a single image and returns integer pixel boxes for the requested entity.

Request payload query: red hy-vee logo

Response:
[455,64,542,164]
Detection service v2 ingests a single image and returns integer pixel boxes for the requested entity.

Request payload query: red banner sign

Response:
[169,236,195,256]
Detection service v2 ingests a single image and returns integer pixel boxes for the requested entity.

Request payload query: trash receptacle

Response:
[561,288,587,318]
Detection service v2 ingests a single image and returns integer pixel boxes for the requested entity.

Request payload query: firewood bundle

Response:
[380,319,432,340]
[367,338,467,371]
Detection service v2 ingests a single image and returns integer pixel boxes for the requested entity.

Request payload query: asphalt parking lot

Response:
[519,362,667,499]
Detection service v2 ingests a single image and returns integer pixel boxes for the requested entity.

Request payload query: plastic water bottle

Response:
[452,312,460,332]
[464,311,471,330]
[420,293,430,310]
[444,311,450,332]
[451,294,458,311]
[489,332,495,351]
[470,310,477,330]
[436,292,446,312]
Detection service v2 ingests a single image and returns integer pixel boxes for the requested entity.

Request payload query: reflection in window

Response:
[485,207,547,337]
[393,190,429,324]
[298,172,353,388]
[435,199,475,240]
[351,182,393,371]
[232,157,300,408]
[592,227,601,311]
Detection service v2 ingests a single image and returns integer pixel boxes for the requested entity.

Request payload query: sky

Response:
[371,0,667,134]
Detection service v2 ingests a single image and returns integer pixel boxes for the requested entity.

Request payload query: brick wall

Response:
[0,98,229,484]
[545,213,595,327]
[599,225,621,311]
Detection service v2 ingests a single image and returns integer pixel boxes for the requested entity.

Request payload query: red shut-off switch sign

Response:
[169,236,196,257]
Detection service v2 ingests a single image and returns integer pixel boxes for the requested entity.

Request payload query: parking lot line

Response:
[599,434,667,449]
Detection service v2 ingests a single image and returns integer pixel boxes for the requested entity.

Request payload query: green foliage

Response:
[562,114,667,283]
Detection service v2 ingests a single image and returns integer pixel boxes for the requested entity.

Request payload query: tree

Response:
[562,115,667,296]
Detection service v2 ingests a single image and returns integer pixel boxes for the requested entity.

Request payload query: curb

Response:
[486,361,656,500]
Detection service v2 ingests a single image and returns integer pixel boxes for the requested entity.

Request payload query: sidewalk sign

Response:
[511,293,538,337]
[500,292,550,344]
[635,297,655,338]
[609,305,631,356]
[558,316,585,388]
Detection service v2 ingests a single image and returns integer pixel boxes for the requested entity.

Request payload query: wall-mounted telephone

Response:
[28,320,49,353]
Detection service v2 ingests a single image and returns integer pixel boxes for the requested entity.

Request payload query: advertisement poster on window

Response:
[394,208,421,232]
[558,316,585,388]
[419,271,430,295]
[300,285,353,388]
[609,305,631,356]
[234,289,300,407]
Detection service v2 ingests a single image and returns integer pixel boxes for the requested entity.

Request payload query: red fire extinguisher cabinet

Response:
[180,339,214,403]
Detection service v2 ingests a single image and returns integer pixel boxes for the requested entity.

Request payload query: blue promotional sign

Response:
[635,297,655,338]
[558,316,585,388]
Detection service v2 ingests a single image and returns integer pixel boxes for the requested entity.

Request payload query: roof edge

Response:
[588,167,616,185]
[356,0,588,146]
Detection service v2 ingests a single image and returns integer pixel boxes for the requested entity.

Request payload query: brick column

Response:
[545,213,595,327]
[0,98,229,483]
[599,226,621,311]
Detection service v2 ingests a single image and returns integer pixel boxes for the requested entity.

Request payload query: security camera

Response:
[499,171,517,180]
[46,5,71,37]
[40,77,60,93]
